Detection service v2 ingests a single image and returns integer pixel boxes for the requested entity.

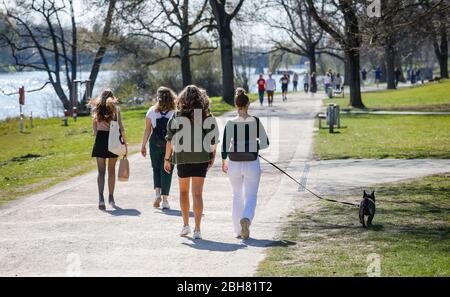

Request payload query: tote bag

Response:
[118,157,130,182]
[108,110,127,156]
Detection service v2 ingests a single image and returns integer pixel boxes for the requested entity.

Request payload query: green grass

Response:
[330,80,450,111]
[0,95,251,204]
[314,114,450,160]
[257,174,450,277]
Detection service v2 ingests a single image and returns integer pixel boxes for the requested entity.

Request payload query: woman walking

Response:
[164,85,219,239]
[222,88,270,239]
[90,89,127,210]
[141,87,176,209]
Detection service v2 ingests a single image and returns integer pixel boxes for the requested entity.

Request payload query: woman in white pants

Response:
[222,88,270,239]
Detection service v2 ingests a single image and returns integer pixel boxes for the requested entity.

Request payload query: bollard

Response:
[326,104,335,133]
[72,107,78,122]
[63,109,69,126]
[29,111,33,128]
[19,112,24,133]
[335,105,341,129]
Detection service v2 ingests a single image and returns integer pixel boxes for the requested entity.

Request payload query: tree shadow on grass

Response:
[105,206,141,217]
[242,238,297,248]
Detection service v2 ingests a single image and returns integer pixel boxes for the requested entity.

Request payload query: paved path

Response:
[1,91,449,276]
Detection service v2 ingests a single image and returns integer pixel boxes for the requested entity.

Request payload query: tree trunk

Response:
[346,50,364,108]
[180,34,192,87]
[219,23,235,105]
[82,0,116,106]
[438,28,449,79]
[343,58,350,86]
[385,43,396,89]
[308,46,317,74]
[70,0,78,110]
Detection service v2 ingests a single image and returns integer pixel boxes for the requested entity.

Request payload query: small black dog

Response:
[359,191,376,228]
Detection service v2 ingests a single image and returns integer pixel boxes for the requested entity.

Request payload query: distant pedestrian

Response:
[90,89,128,211]
[416,69,423,84]
[310,72,317,96]
[141,87,176,210]
[394,68,402,87]
[292,72,299,92]
[361,68,367,87]
[256,74,266,106]
[280,72,290,101]
[335,73,342,91]
[266,72,276,107]
[303,72,310,93]
[410,68,417,85]
[324,72,332,95]
[222,88,270,239]
[374,67,382,89]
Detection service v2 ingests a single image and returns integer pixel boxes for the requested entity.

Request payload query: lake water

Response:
[0,71,115,120]
[0,67,309,120]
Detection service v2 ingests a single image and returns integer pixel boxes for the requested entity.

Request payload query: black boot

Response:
[98,194,106,211]
[108,194,116,208]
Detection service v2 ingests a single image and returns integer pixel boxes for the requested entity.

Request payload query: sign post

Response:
[19,86,25,133]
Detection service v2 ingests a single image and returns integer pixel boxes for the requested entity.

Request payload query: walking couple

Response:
[90,85,270,240]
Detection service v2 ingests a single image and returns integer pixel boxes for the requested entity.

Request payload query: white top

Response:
[266,78,276,91]
[146,106,175,128]
[324,76,331,84]
[303,74,310,84]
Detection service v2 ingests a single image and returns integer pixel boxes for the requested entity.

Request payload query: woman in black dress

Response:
[90,89,127,210]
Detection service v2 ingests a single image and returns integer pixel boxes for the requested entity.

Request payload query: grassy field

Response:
[0,95,256,204]
[329,80,450,111]
[314,114,450,160]
[257,174,450,276]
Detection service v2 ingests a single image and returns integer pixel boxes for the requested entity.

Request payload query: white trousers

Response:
[227,159,261,235]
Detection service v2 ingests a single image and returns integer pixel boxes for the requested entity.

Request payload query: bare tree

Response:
[267,0,339,75]
[119,0,216,88]
[1,0,77,109]
[306,0,364,108]
[209,0,245,105]
[1,0,119,111]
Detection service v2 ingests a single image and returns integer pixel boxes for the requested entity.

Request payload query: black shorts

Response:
[281,84,288,92]
[177,162,209,178]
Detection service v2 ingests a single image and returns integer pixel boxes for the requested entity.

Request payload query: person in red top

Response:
[256,74,266,106]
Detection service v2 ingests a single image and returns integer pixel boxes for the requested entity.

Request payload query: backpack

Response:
[150,111,169,147]
[228,117,261,162]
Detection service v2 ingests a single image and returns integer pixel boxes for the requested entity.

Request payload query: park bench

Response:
[316,104,343,133]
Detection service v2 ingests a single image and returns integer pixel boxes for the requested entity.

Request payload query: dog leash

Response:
[259,155,359,208]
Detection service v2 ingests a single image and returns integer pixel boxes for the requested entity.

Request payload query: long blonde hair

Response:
[155,87,176,112]
[89,89,118,122]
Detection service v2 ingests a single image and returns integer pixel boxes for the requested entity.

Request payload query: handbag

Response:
[118,157,130,182]
[108,109,126,156]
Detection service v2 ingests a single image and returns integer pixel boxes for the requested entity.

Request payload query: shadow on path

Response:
[182,238,246,252]
[242,238,297,248]
[105,206,141,217]
[156,209,195,218]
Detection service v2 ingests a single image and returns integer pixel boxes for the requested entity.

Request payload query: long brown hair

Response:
[177,85,210,121]
[155,87,176,112]
[89,89,118,122]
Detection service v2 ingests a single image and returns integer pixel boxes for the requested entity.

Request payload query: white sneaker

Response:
[193,231,202,240]
[180,225,191,236]
[162,200,170,210]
